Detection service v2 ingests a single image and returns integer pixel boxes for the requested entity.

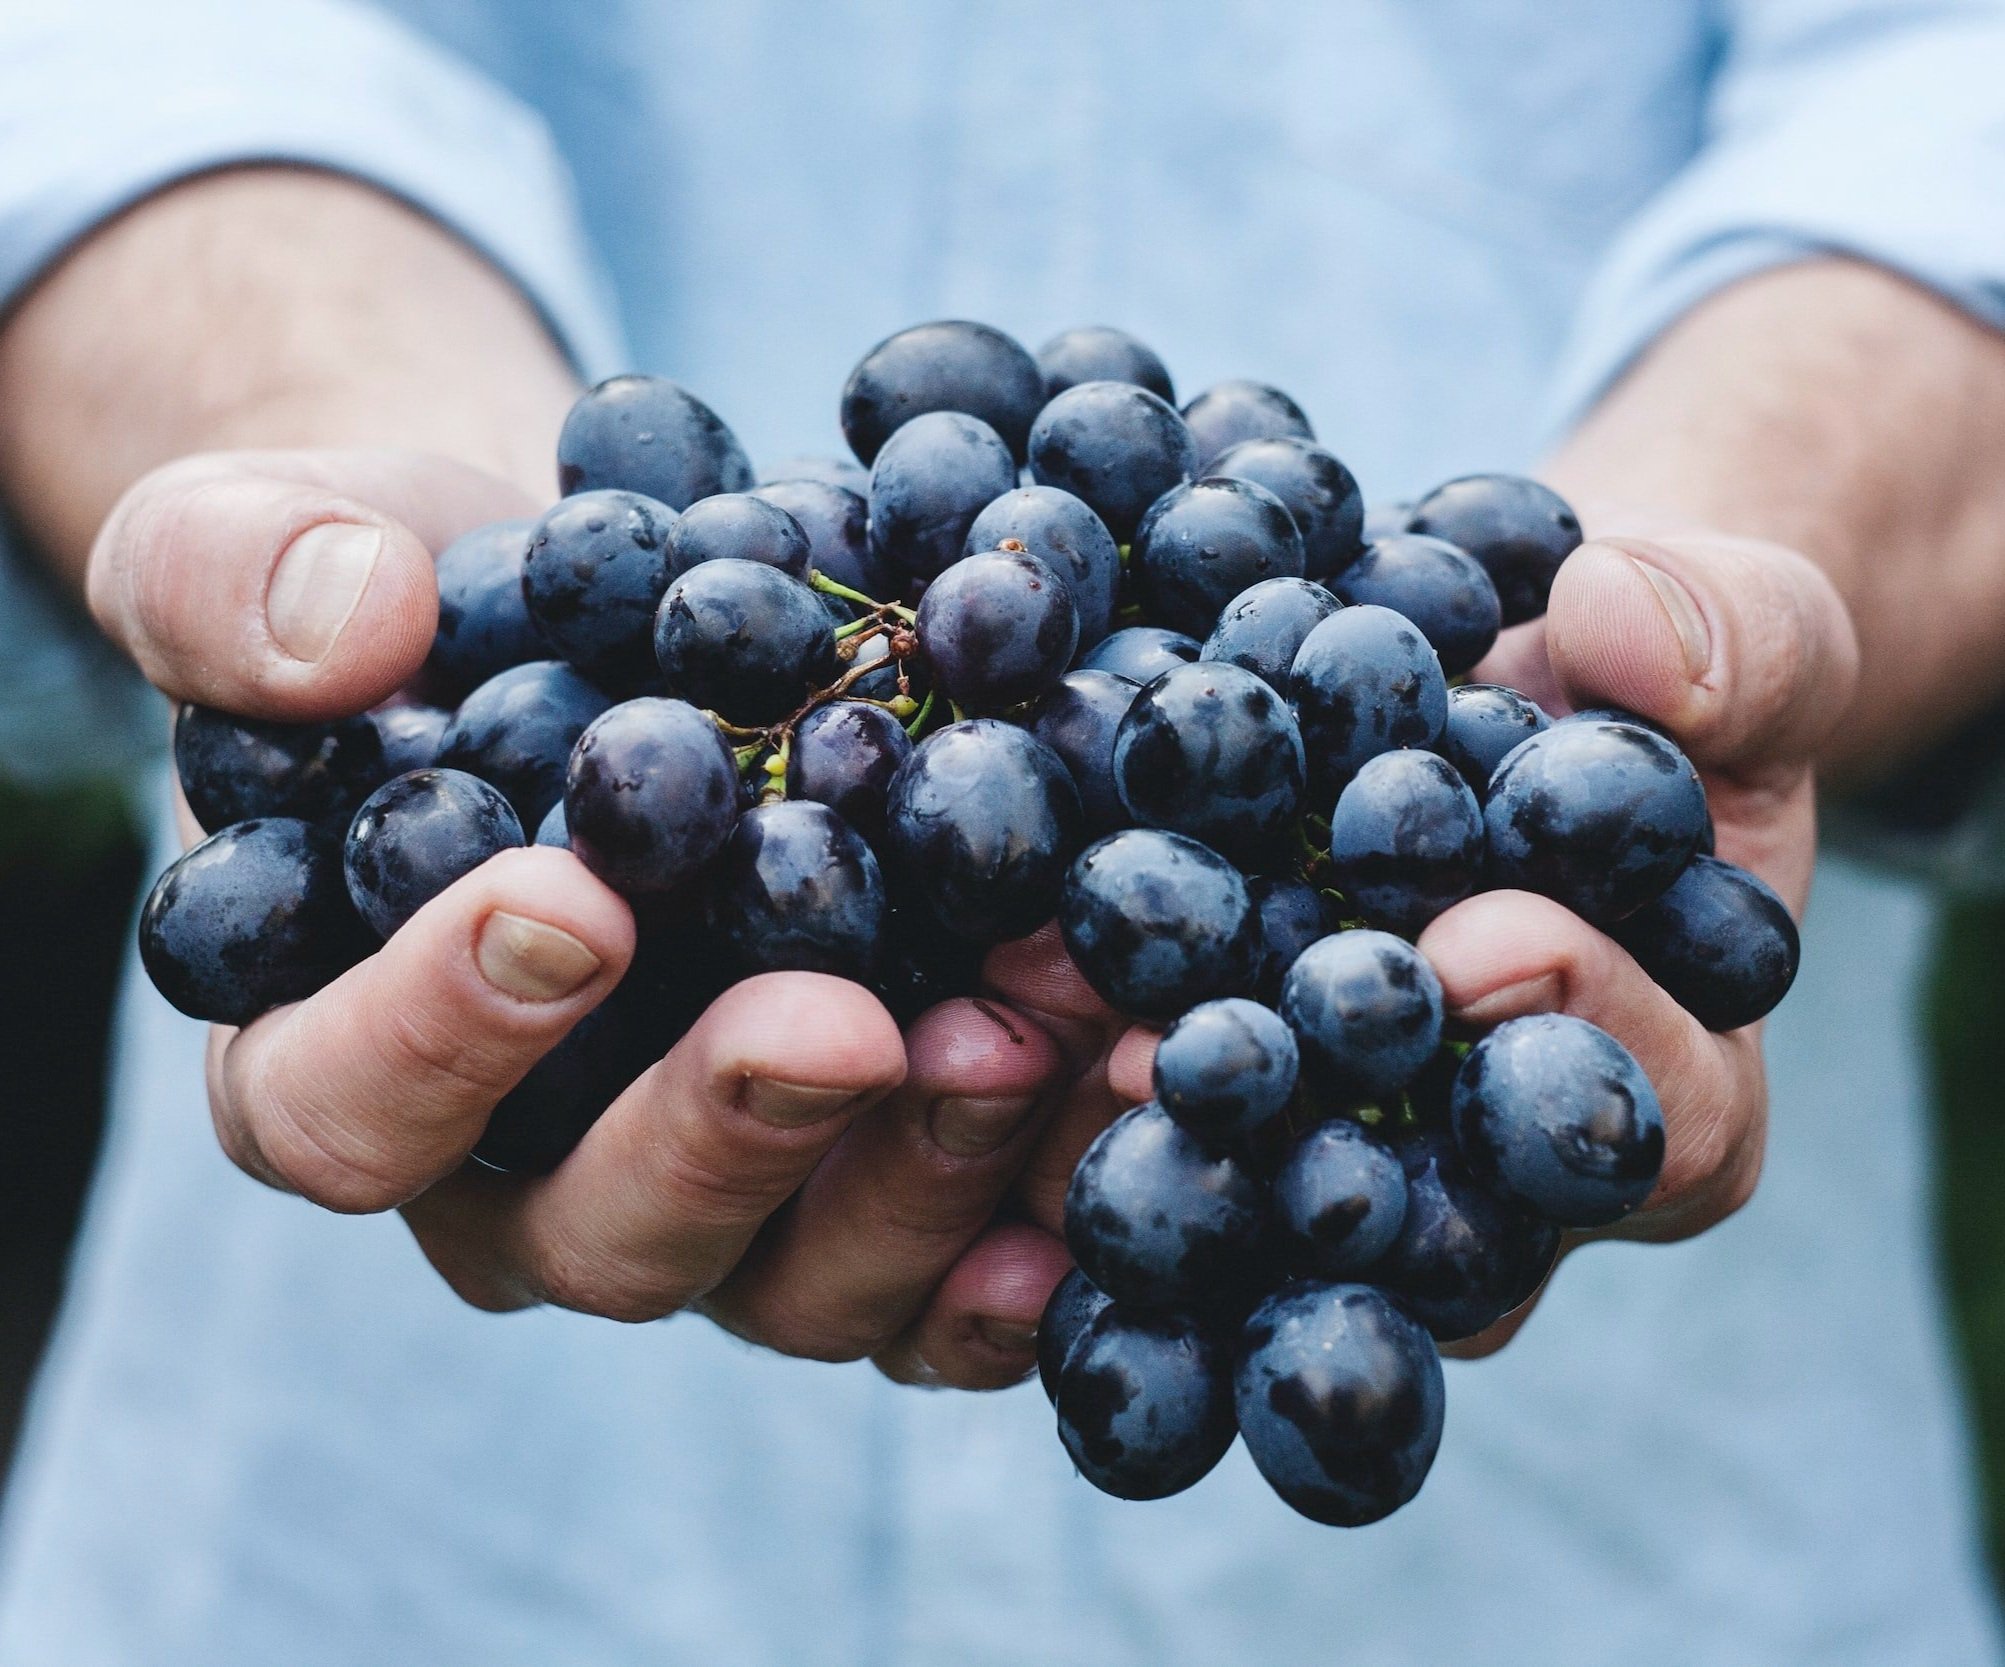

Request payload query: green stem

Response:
[833,614,885,642]
[809,571,885,611]
[903,688,937,737]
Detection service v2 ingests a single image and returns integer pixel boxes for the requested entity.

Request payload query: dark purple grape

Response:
[1280,930,1443,1107]
[563,697,740,898]
[1112,660,1305,865]
[368,703,449,776]
[342,768,524,938]
[139,818,370,1025]
[426,518,544,699]
[557,374,753,510]
[758,454,869,496]
[1035,326,1175,404]
[786,700,911,845]
[1287,604,1448,791]
[1078,625,1201,684]
[872,893,986,1024]
[436,660,614,830]
[1153,998,1299,1146]
[1483,718,1708,927]
[1613,854,1799,1031]
[1326,750,1485,936]
[1201,577,1344,694]
[867,411,1019,588]
[916,548,1078,711]
[1132,478,1306,638]
[653,559,835,726]
[1335,534,1502,676]
[1235,1282,1442,1525]
[841,320,1045,465]
[471,999,626,1175]
[964,485,1121,646]
[534,800,569,849]
[1407,473,1582,626]
[1209,438,1365,581]
[884,720,1083,943]
[520,489,676,689]
[1037,1265,1113,1402]
[707,800,885,981]
[751,478,886,596]
[1248,876,1334,1003]
[1028,668,1139,835]
[1027,381,1197,542]
[174,703,385,835]
[1452,1014,1664,1228]
[1274,1121,1408,1277]
[1056,1305,1237,1501]
[663,492,812,582]
[1180,379,1313,467]
[1439,684,1549,797]
[1064,1101,1265,1315]
[1059,828,1258,1021]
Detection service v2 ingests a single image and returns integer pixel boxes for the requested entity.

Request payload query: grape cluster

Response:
[141,321,1802,1526]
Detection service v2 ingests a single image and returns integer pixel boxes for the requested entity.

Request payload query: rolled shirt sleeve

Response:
[0,0,624,788]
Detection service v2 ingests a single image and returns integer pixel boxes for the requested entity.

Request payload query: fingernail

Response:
[928,1094,1039,1159]
[1451,971,1563,1026]
[476,912,602,1001]
[267,522,383,662]
[973,1317,1037,1356]
[1631,559,1710,682]
[742,1078,858,1128]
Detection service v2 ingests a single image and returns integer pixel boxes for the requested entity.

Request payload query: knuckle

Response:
[532,1236,686,1324]
[382,998,518,1104]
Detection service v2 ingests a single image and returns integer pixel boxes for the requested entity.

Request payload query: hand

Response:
[95,446,1083,1388]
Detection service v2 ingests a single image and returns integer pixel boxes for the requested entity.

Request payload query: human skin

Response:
[3,171,1998,1376]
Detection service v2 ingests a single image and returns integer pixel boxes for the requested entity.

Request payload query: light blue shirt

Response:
[1,2,2003,1661]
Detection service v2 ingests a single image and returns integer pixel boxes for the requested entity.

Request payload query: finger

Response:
[702,997,1063,1360]
[873,1222,1073,1390]
[87,448,535,720]
[401,974,906,1322]
[1419,890,1765,1241]
[211,846,634,1212]
[1106,1024,1160,1106]
[982,922,1120,1068]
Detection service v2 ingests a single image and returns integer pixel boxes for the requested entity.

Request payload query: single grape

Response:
[1484,718,1709,926]
[1247,875,1334,1003]
[1037,1265,1114,1402]
[425,518,545,699]
[534,800,570,848]
[1273,1121,1408,1277]
[1334,533,1502,676]
[786,700,912,845]
[964,484,1121,646]
[1078,625,1201,684]
[471,1000,627,1175]
[1112,660,1305,865]
[1613,853,1800,1031]
[883,719,1083,942]
[916,548,1079,711]
[1035,326,1175,404]
[1235,1282,1443,1526]
[342,768,525,938]
[557,374,753,510]
[1180,379,1314,468]
[750,478,887,596]
[1209,437,1365,581]
[1407,473,1582,626]
[1027,381,1197,542]
[1280,930,1443,1106]
[1059,828,1258,1021]
[368,703,449,777]
[1325,749,1485,936]
[1153,997,1299,1146]
[1055,1304,1237,1501]
[1560,704,1674,737]
[520,489,677,689]
[139,819,370,1025]
[867,411,1019,587]
[436,660,614,830]
[1028,668,1139,835]
[1201,576,1344,693]
[757,454,869,496]
[1064,1101,1265,1314]
[840,319,1045,465]
[173,703,385,834]
[1132,477,1306,638]
[1439,683,1549,797]
[663,492,813,582]
[1287,604,1449,791]
[563,697,740,897]
[653,558,835,726]
[707,800,885,981]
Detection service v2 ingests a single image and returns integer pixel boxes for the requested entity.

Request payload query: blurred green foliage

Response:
[0,777,138,876]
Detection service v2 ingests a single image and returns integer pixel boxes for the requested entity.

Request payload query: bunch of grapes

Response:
[141,320,1801,1526]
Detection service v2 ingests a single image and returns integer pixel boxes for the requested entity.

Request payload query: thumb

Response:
[88,447,538,721]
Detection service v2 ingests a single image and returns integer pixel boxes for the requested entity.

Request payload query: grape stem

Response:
[903,688,937,737]
[810,570,917,624]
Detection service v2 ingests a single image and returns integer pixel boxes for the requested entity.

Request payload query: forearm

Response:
[0,166,578,591]
[1546,258,2005,776]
